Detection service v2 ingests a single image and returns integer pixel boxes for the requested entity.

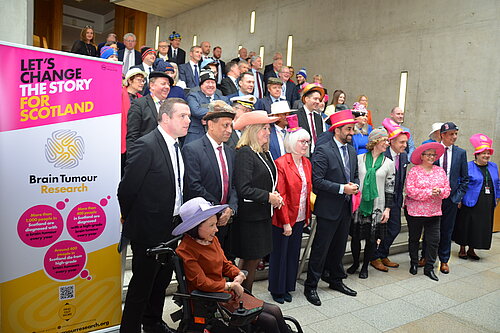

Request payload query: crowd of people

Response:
[73,27,500,333]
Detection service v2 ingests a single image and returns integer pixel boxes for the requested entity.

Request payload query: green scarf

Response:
[359,152,384,217]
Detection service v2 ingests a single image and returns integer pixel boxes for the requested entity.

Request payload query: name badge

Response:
[485,186,491,195]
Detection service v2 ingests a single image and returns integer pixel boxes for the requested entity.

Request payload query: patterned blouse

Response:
[405,165,451,217]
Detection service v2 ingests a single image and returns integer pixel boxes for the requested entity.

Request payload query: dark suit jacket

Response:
[126,94,158,151]
[294,107,325,155]
[263,64,277,84]
[252,70,266,98]
[283,80,300,107]
[234,146,277,221]
[118,48,142,70]
[226,130,240,149]
[254,96,275,114]
[167,47,186,64]
[435,145,469,204]
[185,90,228,144]
[384,148,409,208]
[216,59,226,78]
[179,62,199,88]
[269,124,285,160]
[118,128,177,246]
[220,76,238,96]
[97,41,125,54]
[312,139,359,221]
[182,135,238,213]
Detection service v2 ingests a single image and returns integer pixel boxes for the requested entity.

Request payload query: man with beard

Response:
[182,100,238,257]
[304,110,360,306]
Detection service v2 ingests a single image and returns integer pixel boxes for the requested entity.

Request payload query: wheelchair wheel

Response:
[283,315,303,333]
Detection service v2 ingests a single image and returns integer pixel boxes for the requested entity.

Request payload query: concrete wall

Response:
[147,0,500,162]
[0,0,33,45]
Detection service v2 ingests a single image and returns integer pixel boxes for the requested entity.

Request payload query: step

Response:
[122,219,411,300]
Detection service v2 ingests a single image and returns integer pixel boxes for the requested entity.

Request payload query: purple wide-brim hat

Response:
[172,197,228,236]
[411,142,445,165]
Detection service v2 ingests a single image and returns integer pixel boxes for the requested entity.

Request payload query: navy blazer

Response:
[269,124,285,160]
[282,80,300,108]
[435,145,469,204]
[220,77,238,96]
[118,128,177,245]
[384,148,409,208]
[126,94,158,152]
[182,135,238,213]
[118,48,142,70]
[254,96,286,114]
[179,62,199,88]
[312,138,359,221]
[185,90,228,144]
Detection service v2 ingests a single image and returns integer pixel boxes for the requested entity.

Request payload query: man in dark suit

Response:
[220,61,240,96]
[97,33,125,54]
[226,95,256,149]
[371,119,410,270]
[126,71,173,151]
[212,46,225,84]
[179,46,203,88]
[293,84,325,154]
[182,101,237,253]
[230,47,247,63]
[263,52,283,84]
[277,66,300,108]
[185,70,228,144]
[118,32,142,76]
[226,72,255,100]
[304,110,360,306]
[423,122,468,274]
[254,77,286,113]
[167,31,186,64]
[118,98,190,333]
[250,55,265,99]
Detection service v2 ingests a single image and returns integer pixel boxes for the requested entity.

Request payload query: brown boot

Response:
[370,259,389,272]
[440,262,450,274]
[381,257,400,268]
[418,258,426,267]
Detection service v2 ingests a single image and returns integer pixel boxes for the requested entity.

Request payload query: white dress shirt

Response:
[157,125,184,215]
[439,142,453,178]
[207,133,228,201]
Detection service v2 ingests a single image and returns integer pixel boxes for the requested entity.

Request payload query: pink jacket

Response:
[405,165,450,217]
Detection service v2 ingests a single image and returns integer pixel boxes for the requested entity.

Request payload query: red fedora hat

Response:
[328,110,358,132]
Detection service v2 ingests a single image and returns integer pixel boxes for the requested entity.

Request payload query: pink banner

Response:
[0,43,122,132]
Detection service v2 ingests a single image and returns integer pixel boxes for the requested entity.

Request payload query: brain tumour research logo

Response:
[45,129,85,169]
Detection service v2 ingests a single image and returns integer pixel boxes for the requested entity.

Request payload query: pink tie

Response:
[217,146,229,204]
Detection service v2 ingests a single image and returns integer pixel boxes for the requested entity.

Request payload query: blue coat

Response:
[462,161,500,207]
[352,125,373,155]
[435,145,469,204]
[185,90,228,144]
[178,62,199,88]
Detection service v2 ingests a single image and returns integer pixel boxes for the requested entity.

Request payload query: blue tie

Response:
[341,145,350,182]
[194,64,199,85]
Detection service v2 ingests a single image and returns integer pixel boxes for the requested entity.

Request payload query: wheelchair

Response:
[147,236,303,333]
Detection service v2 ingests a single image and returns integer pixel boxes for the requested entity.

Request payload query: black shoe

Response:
[424,270,439,281]
[346,263,359,274]
[409,264,418,275]
[303,226,311,234]
[328,282,357,297]
[358,269,368,279]
[304,288,321,306]
[284,292,292,302]
[142,321,176,333]
[271,293,285,304]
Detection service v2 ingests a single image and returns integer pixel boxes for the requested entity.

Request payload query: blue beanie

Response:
[100,46,117,59]
[297,68,307,79]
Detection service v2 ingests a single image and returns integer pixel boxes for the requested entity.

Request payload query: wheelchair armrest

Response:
[190,290,232,302]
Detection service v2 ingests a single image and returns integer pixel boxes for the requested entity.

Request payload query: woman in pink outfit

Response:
[405,142,450,281]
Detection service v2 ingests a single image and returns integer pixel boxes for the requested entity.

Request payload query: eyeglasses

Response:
[422,153,437,157]
[84,25,94,29]
[298,140,311,145]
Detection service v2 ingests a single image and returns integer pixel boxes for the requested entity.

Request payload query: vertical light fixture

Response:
[192,35,198,46]
[154,25,160,50]
[398,71,408,112]
[286,35,293,66]
[250,10,256,34]
[259,46,265,63]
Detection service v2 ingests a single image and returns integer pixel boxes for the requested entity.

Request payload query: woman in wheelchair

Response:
[173,197,294,333]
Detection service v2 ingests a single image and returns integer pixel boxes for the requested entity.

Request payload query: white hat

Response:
[428,122,444,137]
[270,100,292,115]
[123,67,147,86]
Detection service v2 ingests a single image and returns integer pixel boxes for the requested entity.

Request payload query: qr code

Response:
[59,285,75,300]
